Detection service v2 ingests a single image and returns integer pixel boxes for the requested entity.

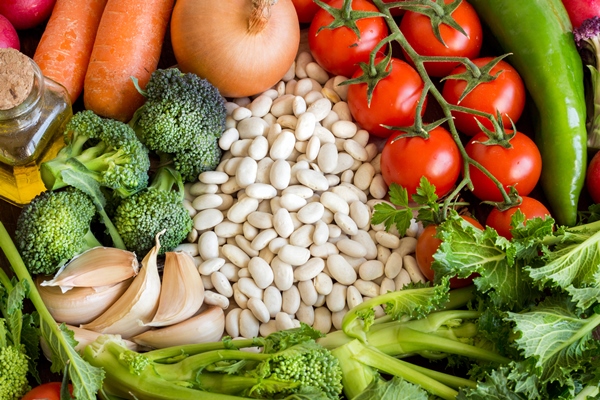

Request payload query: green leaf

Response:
[506,296,600,385]
[42,321,105,400]
[457,362,542,400]
[433,213,543,309]
[526,227,600,291]
[353,376,429,400]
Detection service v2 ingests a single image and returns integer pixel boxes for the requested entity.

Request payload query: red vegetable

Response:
[399,0,483,77]
[464,130,542,202]
[442,57,526,137]
[346,57,426,138]
[293,0,328,23]
[380,126,462,198]
[486,196,552,240]
[0,14,19,50]
[83,0,174,121]
[586,150,600,203]
[561,0,600,29]
[33,0,108,104]
[308,0,388,77]
[22,382,73,400]
[0,0,57,30]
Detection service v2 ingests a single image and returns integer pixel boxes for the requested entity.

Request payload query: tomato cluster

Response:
[298,0,552,287]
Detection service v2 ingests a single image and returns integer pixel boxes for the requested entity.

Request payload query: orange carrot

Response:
[33,0,108,105]
[83,0,174,122]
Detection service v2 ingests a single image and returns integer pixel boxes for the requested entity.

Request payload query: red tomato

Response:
[399,0,483,77]
[308,0,389,77]
[380,126,462,197]
[465,130,542,202]
[485,196,552,240]
[346,57,426,138]
[442,57,526,136]
[416,215,483,288]
[22,382,73,400]
[586,150,600,204]
[292,0,327,24]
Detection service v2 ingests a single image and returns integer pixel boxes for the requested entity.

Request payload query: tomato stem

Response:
[368,0,518,215]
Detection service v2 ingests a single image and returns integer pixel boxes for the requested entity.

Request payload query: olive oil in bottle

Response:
[0,48,72,206]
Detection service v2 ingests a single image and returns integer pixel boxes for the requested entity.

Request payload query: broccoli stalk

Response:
[0,222,104,400]
[113,165,193,257]
[14,187,105,275]
[82,334,343,399]
[574,16,600,149]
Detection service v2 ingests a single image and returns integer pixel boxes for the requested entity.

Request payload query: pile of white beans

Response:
[176,50,427,340]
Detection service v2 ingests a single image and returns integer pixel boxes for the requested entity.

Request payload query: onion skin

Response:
[170,0,300,98]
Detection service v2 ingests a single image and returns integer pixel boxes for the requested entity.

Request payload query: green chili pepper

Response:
[469,0,587,226]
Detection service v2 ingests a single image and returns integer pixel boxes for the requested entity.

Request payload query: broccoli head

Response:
[15,187,104,275]
[113,166,193,258]
[40,110,151,198]
[131,67,227,153]
[172,133,222,182]
[0,345,30,400]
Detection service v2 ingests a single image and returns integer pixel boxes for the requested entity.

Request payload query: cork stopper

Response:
[0,48,35,111]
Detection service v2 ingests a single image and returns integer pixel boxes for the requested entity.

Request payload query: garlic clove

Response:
[36,275,132,325]
[145,251,204,327]
[81,231,163,339]
[132,305,225,349]
[41,247,139,293]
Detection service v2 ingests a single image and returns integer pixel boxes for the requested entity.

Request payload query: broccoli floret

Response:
[574,16,600,150]
[41,110,151,198]
[172,133,222,182]
[14,187,104,275]
[82,334,343,400]
[130,68,226,182]
[113,166,192,257]
[0,345,30,400]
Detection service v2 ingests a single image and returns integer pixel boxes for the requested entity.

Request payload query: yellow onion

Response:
[170,0,300,98]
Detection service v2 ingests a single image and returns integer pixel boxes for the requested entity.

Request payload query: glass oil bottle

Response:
[0,48,72,206]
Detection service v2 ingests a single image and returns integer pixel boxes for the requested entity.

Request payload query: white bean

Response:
[237,277,264,299]
[248,257,274,289]
[225,307,242,337]
[271,257,294,291]
[211,271,234,297]
[198,232,220,260]
[247,297,271,323]
[359,260,385,281]
[222,244,250,268]
[204,290,230,309]
[239,309,260,338]
[282,285,301,315]
[270,159,291,190]
[263,286,283,318]
[326,254,357,285]
[198,257,225,275]
[312,307,332,334]
[326,283,347,312]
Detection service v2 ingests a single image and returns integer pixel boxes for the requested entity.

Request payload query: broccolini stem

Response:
[374,326,511,364]
[153,349,271,382]
[144,337,261,362]
[193,372,300,396]
[345,340,459,400]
